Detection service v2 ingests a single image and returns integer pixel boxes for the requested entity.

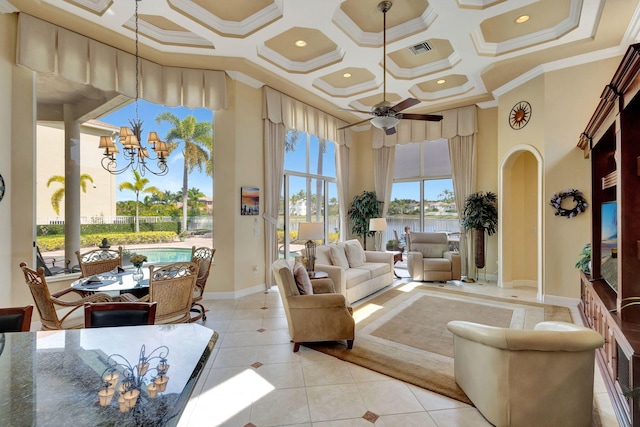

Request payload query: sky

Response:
[100,100,213,202]
[101,103,453,204]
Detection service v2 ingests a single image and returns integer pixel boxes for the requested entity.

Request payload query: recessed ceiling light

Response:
[437,79,446,85]
[295,40,307,47]
[515,15,530,24]
[343,73,352,78]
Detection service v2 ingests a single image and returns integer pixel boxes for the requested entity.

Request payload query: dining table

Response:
[70,267,151,295]
[0,324,218,426]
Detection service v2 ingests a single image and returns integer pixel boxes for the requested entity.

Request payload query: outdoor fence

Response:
[37,216,213,232]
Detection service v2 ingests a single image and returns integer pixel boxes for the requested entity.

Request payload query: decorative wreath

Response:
[549,189,588,218]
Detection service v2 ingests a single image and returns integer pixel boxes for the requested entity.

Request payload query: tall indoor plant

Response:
[347,191,382,250]
[461,191,498,269]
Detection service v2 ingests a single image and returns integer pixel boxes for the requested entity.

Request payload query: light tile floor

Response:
[178,275,621,427]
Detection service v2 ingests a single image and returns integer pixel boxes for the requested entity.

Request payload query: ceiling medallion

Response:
[509,101,532,130]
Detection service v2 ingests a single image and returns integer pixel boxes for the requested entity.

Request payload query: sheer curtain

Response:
[262,87,351,285]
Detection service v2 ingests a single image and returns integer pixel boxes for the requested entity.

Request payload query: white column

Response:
[64,104,81,267]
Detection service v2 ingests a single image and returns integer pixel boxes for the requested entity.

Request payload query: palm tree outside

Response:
[46,174,94,215]
[118,170,163,233]
[155,113,213,232]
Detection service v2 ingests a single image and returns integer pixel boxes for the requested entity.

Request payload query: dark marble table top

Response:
[0,324,218,426]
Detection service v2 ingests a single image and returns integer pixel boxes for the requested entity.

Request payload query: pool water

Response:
[127,248,192,263]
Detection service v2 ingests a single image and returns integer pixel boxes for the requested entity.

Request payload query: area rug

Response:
[306,283,573,404]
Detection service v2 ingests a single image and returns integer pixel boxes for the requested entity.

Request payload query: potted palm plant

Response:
[347,191,382,250]
[461,191,498,269]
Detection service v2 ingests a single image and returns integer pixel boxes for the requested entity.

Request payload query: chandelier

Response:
[99,0,169,176]
[97,344,170,412]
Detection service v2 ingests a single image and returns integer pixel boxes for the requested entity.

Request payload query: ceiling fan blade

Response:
[400,113,443,122]
[385,127,397,136]
[337,118,374,131]
[391,98,420,112]
[340,108,373,114]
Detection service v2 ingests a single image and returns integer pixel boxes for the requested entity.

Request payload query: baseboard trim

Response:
[203,283,267,300]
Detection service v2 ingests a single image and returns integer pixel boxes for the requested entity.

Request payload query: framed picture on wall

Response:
[241,187,260,215]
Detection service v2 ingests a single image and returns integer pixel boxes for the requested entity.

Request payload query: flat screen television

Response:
[601,201,618,291]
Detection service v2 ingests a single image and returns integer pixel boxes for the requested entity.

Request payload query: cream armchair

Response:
[447,320,605,427]
[407,232,461,281]
[272,259,355,352]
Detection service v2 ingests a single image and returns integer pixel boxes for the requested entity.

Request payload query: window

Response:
[279,130,337,260]
[389,139,458,239]
[36,100,214,274]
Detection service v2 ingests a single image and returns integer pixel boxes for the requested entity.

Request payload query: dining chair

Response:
[84,302,157,328]
[19,262,113,330]
[75,246,123,278]
[190,246,215,321]
[121,262,198,324]
[0,305,34,332]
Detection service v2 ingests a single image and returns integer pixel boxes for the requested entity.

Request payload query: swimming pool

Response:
[126,247,192,264]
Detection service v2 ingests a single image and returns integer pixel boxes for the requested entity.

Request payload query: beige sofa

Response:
[312,239,394,304]
[447,320,604,427]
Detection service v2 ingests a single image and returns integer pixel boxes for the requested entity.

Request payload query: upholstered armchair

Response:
[271,259,355,352]
[447,320,605,427]
[406,232,461,281]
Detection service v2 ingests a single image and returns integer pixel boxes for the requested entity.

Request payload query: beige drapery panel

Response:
[262,120,287,288]
[373,105,478,278]
[16,14,227,110]
[262,86,353,248]
[262,87,352,147]
[449,134,477,279]
[373,146,395,217]
[372,105,477,148]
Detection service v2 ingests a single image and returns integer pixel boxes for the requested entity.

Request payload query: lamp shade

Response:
[369,218,387,231]
[298,222,324,241]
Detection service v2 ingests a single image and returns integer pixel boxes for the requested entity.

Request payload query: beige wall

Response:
[476,107,499,277]
[496,57,620,298]
[0,10,627,305]
[0,12,15,304]
[211,78,265,295]
[36,122,117,219]
[3,12,38,307]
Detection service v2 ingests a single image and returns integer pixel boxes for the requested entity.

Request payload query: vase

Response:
[132,266,144,283]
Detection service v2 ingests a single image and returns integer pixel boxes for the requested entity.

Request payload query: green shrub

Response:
[37,222,180,236]
[37,231,178,251]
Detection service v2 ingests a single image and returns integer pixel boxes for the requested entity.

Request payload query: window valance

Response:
[16,14,227,111]
[372,105,477,148]
[262,86,352,146]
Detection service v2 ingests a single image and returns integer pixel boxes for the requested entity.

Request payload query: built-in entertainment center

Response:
[578,43,640,427]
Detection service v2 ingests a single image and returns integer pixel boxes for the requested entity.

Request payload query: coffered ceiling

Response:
[5,0,640,128]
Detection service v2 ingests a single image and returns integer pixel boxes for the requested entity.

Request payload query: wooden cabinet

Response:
[579,43,640,427]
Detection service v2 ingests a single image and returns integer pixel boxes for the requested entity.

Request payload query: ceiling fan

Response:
[338,1,443,136]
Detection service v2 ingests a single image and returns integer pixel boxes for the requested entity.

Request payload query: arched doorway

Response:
[498,145,543,301]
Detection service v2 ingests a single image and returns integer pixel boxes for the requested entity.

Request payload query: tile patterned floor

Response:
[178,277,620,427]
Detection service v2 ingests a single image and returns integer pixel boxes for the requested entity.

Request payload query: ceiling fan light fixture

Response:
[370,115,399,130]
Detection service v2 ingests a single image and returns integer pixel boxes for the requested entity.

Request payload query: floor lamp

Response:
[369,218,387,251]
[298,222,324,273]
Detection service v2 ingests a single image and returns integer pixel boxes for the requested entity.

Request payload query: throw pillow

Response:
[292,261,313,295]
[344,240,366,268]
[329,244,350,270]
